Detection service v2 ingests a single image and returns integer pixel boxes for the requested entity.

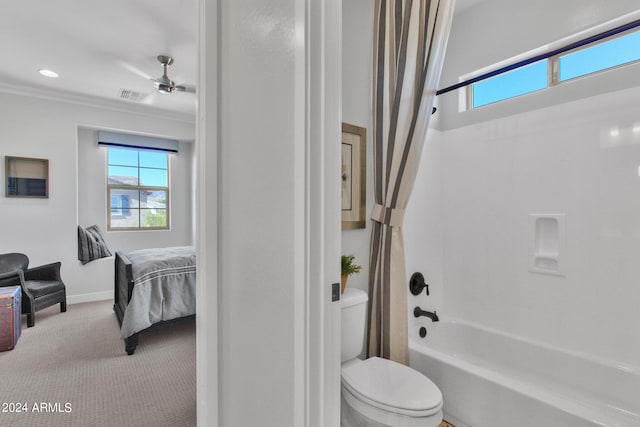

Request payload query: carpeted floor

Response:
[0,300,196,427]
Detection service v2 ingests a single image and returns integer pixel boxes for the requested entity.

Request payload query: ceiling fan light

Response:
[39,69,59,78]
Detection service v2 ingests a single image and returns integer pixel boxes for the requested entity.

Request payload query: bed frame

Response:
[113,251,139,355]
[113,250,194,355]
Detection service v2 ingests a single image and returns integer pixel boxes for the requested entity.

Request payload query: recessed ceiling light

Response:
[38,69,59,78]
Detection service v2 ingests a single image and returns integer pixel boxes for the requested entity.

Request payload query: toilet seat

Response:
[341,357,443,417]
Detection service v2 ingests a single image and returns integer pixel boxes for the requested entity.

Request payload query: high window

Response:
[472,60,548,108]
[558,29,640,82]
[107,148,169,230]
[462,25,640,109]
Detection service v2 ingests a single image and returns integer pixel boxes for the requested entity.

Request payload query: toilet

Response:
[341,288,443,427]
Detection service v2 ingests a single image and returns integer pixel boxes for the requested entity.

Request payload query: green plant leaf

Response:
[341,254,362,276]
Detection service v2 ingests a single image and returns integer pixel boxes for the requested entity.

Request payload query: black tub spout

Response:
[414,306,439,322]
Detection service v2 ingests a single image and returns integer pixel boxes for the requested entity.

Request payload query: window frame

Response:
[106,148,171,231]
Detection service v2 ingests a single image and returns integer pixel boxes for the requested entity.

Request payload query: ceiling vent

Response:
[118,88,148,102]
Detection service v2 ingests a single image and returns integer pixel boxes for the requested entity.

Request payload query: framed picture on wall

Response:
[341,123,366,230]
[5,156,49,198]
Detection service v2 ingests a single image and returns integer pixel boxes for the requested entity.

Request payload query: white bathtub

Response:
[409,320,640,427]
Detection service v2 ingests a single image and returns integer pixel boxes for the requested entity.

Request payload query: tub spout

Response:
[414,306,439,322]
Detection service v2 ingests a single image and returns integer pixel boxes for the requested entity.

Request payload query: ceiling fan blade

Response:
[175,84,196,94]
[117,60,153,80]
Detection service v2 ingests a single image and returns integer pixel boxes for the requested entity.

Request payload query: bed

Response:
[113,246,196,355]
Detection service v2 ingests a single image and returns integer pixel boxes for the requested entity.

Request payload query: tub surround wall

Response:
[431,86,640,366]
[404,130,445,326]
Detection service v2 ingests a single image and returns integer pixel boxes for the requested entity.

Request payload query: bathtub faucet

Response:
[414,306,439,322]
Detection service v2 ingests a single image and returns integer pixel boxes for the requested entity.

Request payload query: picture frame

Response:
[5,156,49,198]
[341,123,366,230]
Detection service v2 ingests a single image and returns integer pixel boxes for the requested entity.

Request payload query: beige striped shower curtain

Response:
[367,0,455,364]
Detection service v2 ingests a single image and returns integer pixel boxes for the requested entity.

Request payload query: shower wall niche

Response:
[529,214,565,276]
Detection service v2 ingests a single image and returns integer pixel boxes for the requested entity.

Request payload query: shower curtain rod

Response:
[436,18,640,96]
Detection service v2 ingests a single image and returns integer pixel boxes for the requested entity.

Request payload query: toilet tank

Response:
[341,288,368,362]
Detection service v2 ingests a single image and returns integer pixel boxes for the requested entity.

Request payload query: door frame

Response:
[196,1,342,425]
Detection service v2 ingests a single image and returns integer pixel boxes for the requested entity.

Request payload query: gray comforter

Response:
[120,246,196,339]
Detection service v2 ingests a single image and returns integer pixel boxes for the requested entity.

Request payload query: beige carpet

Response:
[0,300,196,427]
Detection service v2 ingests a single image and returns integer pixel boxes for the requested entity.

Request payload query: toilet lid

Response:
[341,357,442,416]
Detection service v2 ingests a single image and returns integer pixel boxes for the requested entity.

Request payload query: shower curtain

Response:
[367,0,455,364]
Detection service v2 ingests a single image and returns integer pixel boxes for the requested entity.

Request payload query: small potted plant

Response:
[341,254,362,294]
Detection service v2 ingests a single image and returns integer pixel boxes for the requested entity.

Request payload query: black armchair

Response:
[0,253,28,287]
[0,253,66,327]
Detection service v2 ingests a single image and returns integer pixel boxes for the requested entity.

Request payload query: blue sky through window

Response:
[469,28,640,109]
[560,30,640,81]
[472,60,548,108]
[140,151,168,169]
[108,148,137,167]
[140,168,168,187]
[108,148,168,187]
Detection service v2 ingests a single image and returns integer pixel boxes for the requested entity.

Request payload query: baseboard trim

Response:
[67,291,113,305]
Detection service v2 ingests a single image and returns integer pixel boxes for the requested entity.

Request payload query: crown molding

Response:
[0,80,196,124]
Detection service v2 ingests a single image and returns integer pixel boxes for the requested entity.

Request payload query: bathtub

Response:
[408,320,640,427]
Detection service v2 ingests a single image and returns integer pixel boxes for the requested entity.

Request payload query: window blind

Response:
[98,131,178,153]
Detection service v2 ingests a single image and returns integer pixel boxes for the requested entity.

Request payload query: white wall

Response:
[342,0,374,294]
[0,91,195,303]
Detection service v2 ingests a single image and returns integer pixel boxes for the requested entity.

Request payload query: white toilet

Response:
[341,288,443,427]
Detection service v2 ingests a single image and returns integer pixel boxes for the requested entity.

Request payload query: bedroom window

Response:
[107,148,169,230]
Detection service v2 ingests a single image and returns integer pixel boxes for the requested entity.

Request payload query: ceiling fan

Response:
[151,55,194,94]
